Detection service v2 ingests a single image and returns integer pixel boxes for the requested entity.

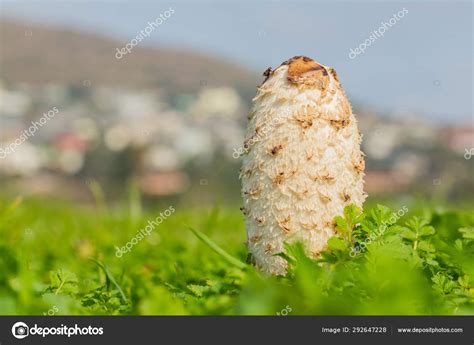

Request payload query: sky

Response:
[1,0,473,123]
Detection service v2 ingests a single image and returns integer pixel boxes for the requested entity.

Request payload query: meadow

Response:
[0,185,473,315]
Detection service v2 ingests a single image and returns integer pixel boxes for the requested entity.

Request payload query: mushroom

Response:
[240,56,366,275]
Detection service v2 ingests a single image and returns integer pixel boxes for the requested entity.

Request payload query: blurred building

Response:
[0,78,472,201]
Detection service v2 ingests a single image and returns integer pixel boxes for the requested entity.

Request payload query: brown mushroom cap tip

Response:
[284,56,328,84]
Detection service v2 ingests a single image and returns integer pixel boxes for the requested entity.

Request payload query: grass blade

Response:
[89,258,128,303]
[188,227,247,270]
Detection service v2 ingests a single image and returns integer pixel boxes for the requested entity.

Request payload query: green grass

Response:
[0,192,473,315]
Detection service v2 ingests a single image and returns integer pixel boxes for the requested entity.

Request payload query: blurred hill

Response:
[0,19,258,99]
